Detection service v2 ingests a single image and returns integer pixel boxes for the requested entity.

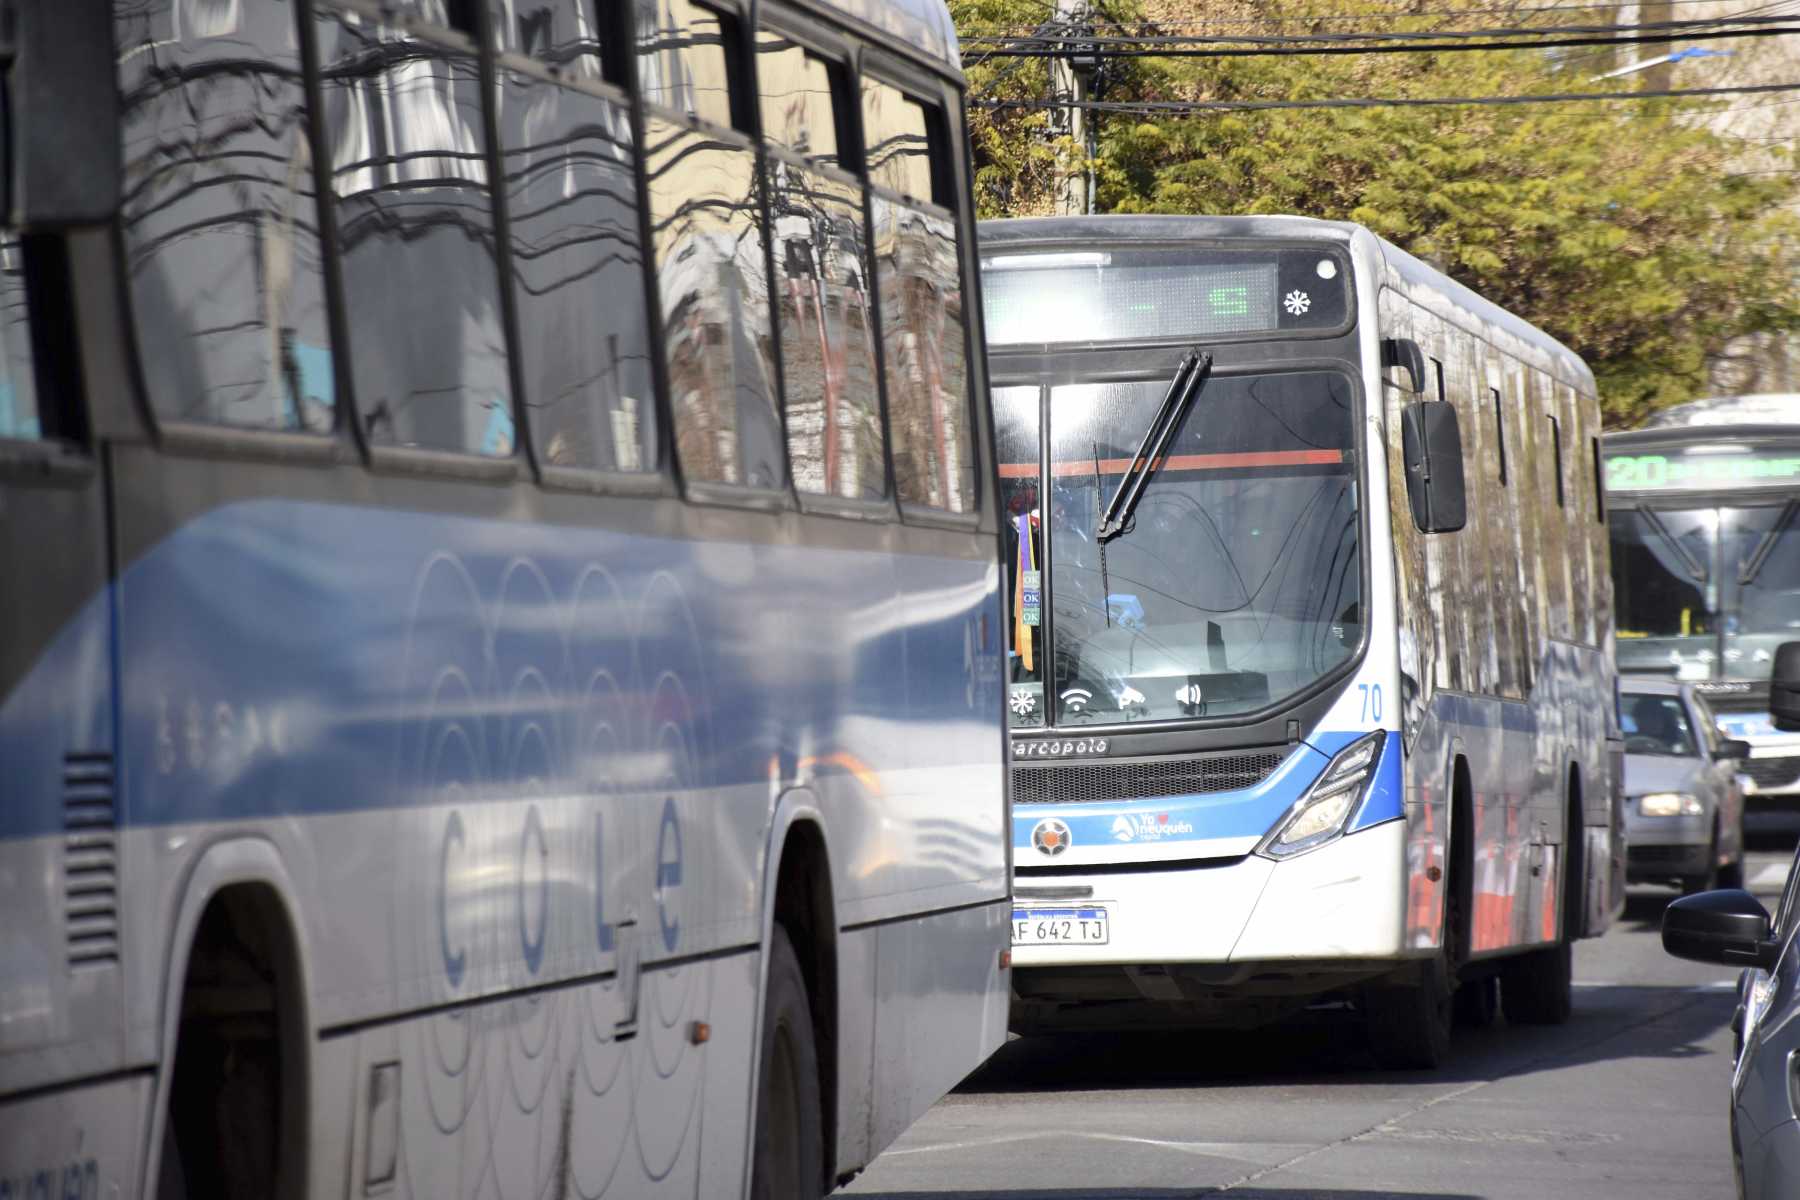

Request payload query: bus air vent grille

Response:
[62,751,119,970]
[1743,756,1800,791]
[1012,750,1287,805]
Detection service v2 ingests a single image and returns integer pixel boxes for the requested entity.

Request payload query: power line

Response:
[964,23,1800,61]
[964,0,1792,31]
[962,12,1800,47]
[972,79,1800,113]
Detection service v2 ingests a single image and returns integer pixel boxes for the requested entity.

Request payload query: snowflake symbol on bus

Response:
[1009,688,1039,717]
[1284,290,1312,317]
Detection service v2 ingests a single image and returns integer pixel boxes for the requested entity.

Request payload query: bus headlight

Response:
[1256,731,1385,861]
[1639,792,1703,817]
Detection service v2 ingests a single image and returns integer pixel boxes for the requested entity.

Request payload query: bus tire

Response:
[1365,956,1453,1070]
[752,925,824,1200]
[1501,940,1573,1025]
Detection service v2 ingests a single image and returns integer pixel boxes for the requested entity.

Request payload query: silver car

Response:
[1623,677,1751,892]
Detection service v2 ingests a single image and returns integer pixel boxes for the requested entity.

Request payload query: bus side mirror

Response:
[1381,337,1426,394]
[1400,401,1467,534]
[1774,642,1800,733]
[3,3,120,226]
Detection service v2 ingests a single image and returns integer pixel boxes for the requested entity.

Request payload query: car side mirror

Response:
[1400,401,1467,534]
[1663,889,1780,969]
[1774,641,1800,733]
[1715,738,1752,761]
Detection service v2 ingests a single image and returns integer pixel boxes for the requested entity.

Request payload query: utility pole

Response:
[1639,0,1675,91]
[1053,0,1091,215]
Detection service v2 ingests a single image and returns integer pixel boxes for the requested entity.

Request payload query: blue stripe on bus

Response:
[1012,739,1332,847]
[0,498,1003,842]
[1010,726,1405,850]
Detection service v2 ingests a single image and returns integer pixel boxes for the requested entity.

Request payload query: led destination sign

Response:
[1604,447,1800,492]
[980,246,1349,346]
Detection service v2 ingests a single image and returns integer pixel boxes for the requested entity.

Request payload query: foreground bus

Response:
[983,215,1624,1069]
[1603,401,1800,828]
[0,1,1009,1196]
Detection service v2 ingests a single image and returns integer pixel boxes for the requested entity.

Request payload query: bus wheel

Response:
[752,926,823,1200]
[1365,955,1453,1070]
[1501,940,1573,1025]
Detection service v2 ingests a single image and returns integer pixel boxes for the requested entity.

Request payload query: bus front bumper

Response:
[1009,818,1409,970]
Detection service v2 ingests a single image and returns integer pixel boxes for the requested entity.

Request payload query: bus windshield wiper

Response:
[1641,506,1708,583]
[1739,499,1798,586]
[1097,349,1212,544]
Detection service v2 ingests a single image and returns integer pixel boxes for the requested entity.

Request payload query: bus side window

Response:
[1490,386,1507,485]
[642,0,785,490]
[115,0,336,433]
[636,0,738,128]
[760,32,885,501]
[862,80,974,514]
[497,3,657,473]
[316,3,516,457]
[0,237,41,440]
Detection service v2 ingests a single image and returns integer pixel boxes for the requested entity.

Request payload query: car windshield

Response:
[999,370,1360,727]
[1621,692,1699,757]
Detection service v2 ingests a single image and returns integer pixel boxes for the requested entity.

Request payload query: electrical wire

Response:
[964,0,1793,32]
[964,23,1800,60]
[972,79,1800,112]
[962,11,1800,46]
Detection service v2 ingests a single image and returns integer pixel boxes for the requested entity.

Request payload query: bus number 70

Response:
[1358,683,1383,723]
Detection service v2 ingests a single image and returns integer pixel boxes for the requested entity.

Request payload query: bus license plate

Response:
[1012,906,1110,946]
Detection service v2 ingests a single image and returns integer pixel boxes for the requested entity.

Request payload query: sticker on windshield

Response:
[1021,570,1041,626]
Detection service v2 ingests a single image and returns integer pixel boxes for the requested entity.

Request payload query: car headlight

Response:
[1638,792,1703,817]
[1257,731,1384,860]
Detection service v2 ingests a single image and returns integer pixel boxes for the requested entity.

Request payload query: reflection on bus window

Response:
[500,69,655,472]
[769,162,882,499]
[0,237,40,441]
[1043,371,1359,725]
[636,0,734,127]
[873,201,972,512]
[757,34,839,166]
[1725,505,1800,642]
[995,385,1043,723]
[116,0,335,432]
[645,118,782,488]
[861,80,931,200]
[318,7,515,456]
[496,0,605,75]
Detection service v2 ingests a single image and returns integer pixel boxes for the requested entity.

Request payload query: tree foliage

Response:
[955,0,1800,425]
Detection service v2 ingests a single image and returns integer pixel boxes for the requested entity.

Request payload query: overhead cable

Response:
[972,79,1800,113]
[965,23,1800,60]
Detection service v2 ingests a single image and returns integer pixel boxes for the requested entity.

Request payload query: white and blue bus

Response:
[1603,398,1800,829]
[0,0,1010,1196]
[982,215,1624,1069]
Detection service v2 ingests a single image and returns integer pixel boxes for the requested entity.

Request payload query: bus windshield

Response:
[1001,370,1360,727]
[1611,502,1800,675]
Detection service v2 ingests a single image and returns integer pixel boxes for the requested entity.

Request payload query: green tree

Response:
[956,0,1800,425]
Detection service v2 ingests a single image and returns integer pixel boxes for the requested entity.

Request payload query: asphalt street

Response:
[841,846,1798,1200]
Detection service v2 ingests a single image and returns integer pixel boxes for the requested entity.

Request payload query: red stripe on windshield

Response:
[997,448,1345,478]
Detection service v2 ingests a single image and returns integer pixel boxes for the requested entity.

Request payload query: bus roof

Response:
[979,214,1595,393]
[815,0,961,68]
[1641,394,1800,429]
